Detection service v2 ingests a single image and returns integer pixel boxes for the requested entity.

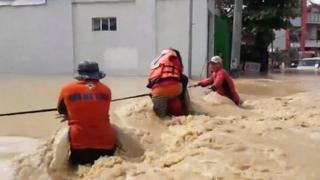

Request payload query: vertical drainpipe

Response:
[71,0,77,73]
[188,0,193,78]
[300,0,307,57]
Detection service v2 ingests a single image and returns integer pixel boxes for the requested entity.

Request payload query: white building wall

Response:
[0,0,209,77]
[156,0,190,74]
[72,0,156,75]
[156,0,207,77]
[0,0,73,73]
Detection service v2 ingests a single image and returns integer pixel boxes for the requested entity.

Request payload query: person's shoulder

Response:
[218,68,229,75]
[97,82,111,92]
[60,81,80,91]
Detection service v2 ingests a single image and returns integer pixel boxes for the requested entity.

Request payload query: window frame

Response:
[92,17,102,31]
[92,17,117,32]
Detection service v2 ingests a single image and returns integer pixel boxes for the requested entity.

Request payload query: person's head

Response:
[75,60,105,81]
[168,48,183,70]
[156,48,183,69]
[209,56,223,72]
[168,48,182,62]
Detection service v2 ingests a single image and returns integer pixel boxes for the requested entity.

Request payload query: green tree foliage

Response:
[216,0,300,49]
[216,0,300,72]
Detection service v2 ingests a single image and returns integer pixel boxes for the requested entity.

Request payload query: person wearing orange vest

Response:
[147,48,190,117]
[195,56,241,105]
[57,60,116,165]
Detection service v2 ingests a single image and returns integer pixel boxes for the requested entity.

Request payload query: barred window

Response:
[92,17,117,31]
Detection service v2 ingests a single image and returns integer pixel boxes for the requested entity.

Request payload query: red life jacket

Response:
[148,50,182,88]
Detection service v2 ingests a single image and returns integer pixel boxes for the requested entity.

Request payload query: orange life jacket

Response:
[148,50,182,88]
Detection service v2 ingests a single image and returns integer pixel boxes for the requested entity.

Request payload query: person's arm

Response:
[57,90,67,115]
[57,90,69,121]
[105,87,112,120]
[212,71,225,90]
[198,76,213,87]
[58,100,67,114]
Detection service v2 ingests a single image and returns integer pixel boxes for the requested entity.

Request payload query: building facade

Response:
[286,3,320,57]
[0,0,212,77]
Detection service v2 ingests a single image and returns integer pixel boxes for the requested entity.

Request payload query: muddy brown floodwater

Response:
[0,73,319,180]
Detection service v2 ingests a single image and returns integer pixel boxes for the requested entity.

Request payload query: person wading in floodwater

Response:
[193,56,242,106]
[57,60,116,165]
[146,48,190,117]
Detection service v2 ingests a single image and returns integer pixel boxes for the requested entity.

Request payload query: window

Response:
[109,18,117,31]
[101,18,109,31]
[92,17,117,31]
[92,18,101,31]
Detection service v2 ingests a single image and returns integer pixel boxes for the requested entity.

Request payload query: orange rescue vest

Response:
[148,50,182,87]
[57,81,116,150]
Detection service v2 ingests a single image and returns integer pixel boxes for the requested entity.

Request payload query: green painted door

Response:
[214,15,231,71]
